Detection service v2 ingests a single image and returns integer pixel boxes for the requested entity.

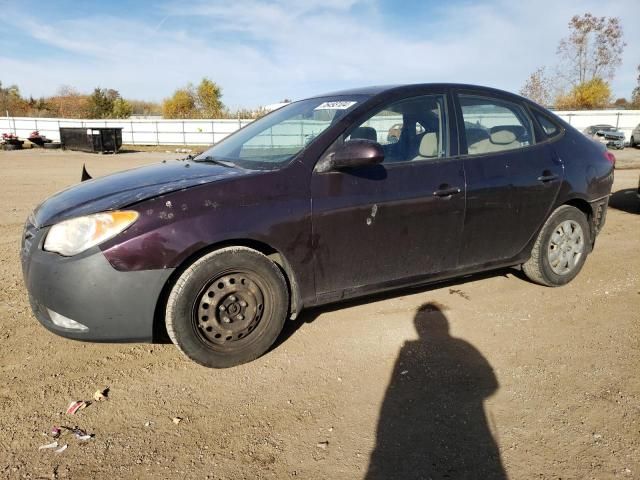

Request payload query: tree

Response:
[613,97,629,109]
[47,86,90,118]
[111,98,133,118]
[520,67,554,106]
[129,99,162,116]
[195,78,224,118]
[87,87,121,118]
[631,64,640,109]
[0,81,29,116]
[162,87,197,118]
[555,77,611,110]
[557,13,625,86]
[162,78,225,119]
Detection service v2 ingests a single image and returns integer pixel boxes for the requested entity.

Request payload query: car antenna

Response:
[81,164,93,182]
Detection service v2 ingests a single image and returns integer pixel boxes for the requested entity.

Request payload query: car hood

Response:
[33,160,247,227]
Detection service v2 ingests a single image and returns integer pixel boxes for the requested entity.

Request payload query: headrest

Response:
[418,132,438,157]
[489,125,524,145]
[350,126,377,142]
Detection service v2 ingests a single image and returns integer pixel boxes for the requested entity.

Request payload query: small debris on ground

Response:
[71,427,94,441]
[400,370,409,375]
[172,417,183,425]
[54,444,68,454]
[66,400,89,415]
[316,441,329,449]
[93,387,109,402]
[449,288,470,300]
[39,441,58,450]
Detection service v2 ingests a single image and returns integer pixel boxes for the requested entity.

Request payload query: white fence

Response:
[1,110,639,147]
[0,117,253,146]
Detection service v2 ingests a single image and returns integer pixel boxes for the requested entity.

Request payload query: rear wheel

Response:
[166,247,289,368]
[523,205,590,287]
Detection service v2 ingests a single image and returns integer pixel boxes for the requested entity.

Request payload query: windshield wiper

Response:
[194,156,237,168]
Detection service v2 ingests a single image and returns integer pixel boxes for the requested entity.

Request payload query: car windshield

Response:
[195,95,368,169]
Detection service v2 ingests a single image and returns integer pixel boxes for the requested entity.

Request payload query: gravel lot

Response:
[0,148,639,479]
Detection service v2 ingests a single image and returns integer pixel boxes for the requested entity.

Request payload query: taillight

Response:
[604,151,616,165]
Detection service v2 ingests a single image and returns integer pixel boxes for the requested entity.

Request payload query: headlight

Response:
[44,211,139,256]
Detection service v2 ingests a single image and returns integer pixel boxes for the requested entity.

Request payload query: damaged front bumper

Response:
[21,221,174,342]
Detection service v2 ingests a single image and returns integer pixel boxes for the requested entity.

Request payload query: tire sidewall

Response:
[538,207,590,286]
[167,248,288,368]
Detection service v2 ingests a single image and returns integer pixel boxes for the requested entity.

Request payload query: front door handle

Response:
[433,186,462,197]
[537,172,559,183]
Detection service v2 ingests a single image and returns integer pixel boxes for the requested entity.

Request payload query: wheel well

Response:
[563,198,597,250]
[152,239,302,343]
[564,198,592,221]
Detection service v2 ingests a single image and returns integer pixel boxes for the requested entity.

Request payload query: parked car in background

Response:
[21,83,615,368]
[629,123,640,148]
[583,124,625,150]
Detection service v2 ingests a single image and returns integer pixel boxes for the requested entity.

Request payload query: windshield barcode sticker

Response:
[314,101,357,110]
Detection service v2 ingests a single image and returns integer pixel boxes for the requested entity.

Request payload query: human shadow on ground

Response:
[608,188,640,214]
[364,303,506,480]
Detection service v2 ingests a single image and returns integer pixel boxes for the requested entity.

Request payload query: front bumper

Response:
[21,223,174,342]
[600,136,625,149]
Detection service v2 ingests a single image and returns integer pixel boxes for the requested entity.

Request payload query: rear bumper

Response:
[589,196,609,243]
[21,225,174,342]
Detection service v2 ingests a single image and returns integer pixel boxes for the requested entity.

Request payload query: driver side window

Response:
[346,94,447,164]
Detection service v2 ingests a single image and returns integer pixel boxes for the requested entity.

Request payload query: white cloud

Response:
[0,0,637,108]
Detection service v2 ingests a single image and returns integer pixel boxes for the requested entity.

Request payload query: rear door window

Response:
[459,95,534,155]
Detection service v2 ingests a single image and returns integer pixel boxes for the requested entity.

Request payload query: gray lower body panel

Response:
[22,231,174,342]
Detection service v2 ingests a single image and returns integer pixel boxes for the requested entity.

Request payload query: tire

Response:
[166,247,289,368]
[522,205,590,287]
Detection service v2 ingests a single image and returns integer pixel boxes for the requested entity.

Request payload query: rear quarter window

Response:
[533,111,562,138]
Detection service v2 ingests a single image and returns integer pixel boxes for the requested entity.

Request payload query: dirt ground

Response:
[0,148,638,480]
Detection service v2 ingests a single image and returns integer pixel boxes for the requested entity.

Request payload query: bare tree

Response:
[557,13,625,86]
[520,67,554,106]
[631,64,640,109]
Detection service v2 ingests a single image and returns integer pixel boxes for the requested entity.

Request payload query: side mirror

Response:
[318,139,384,172]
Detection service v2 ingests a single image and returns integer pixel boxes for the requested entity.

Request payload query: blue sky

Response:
[0,0,638,109]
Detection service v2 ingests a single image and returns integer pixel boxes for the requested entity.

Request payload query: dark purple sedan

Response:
[21,84,614,367]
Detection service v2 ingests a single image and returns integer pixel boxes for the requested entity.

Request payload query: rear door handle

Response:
[537,173,559,183]
[433,186,462,197]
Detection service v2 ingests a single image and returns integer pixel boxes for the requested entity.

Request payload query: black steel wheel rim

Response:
[194,270,265,346]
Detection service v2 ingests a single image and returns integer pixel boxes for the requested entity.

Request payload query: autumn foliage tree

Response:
[162,78,225,119]
[535,12,626,109]
[47,86,91,118]
[0,82,29,116]
[555,78,611,110]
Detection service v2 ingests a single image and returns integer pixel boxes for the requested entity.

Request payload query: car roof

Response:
[314,83,527,100]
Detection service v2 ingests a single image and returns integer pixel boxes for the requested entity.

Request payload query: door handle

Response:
[537,173,559,183]
[433,186,462,197]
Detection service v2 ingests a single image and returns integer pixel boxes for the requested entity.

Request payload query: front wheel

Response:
[166,247,289,368]
[522,205,590,287]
